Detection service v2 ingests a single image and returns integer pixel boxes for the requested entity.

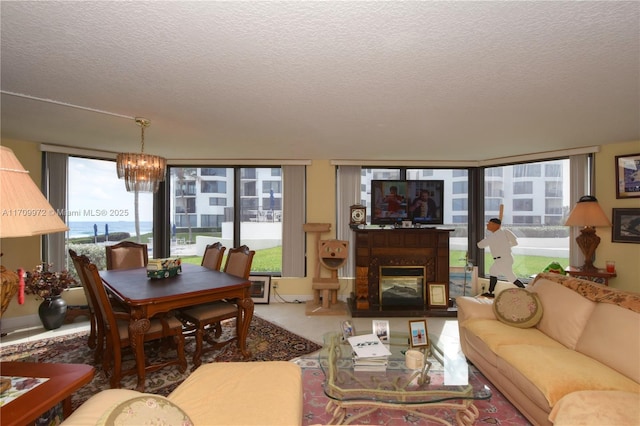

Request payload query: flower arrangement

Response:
[23,263,77,299]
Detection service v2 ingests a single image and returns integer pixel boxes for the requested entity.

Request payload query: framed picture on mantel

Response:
[427,282,449,309]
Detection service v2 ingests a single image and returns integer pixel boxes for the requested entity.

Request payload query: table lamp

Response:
[0,146,69,316]
[564,195,611,272]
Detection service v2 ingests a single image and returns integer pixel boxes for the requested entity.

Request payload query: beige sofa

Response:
[457,273,640,426]
[62,361,303,425]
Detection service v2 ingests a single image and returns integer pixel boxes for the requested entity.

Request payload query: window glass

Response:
[67,157,154,272]
[483,159,570,279]
[239,168,282,273]
[168,167,282,274]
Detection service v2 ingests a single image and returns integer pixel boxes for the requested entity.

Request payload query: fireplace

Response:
[350,228,453,317]
[379,266,425,307]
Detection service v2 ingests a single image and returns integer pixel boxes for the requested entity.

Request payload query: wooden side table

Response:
[0,362,94,426]
[564,266,617,286]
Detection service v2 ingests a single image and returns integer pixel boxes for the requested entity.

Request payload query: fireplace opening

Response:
[379,266,426,307]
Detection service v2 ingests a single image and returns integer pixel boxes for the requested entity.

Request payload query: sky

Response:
[68,157,154,222]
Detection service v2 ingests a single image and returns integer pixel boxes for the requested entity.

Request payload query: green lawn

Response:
[182,246,565,277]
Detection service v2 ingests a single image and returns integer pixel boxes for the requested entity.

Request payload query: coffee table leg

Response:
[455,401,480,426]
[325,400,346,425]
[324,400,479,426]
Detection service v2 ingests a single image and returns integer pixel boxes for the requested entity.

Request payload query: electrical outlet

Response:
[272,282,278,289]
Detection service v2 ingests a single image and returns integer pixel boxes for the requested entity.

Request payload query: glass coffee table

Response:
[318,331,491,425]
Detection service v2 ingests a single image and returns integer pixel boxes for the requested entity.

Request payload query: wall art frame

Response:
[615,153,640,199]
[612,208,640,244]
[408,319,429,348]
[427,282,449,309]
[248,275,271,304]
[372,319,390,342]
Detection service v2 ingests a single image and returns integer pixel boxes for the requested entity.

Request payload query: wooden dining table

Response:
[100,263,254,391]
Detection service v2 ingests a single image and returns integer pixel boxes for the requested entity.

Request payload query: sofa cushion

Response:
[61,389,143,425]
[98,395,193,426]
[168,361,302,426]
[497,344,640,407]
[531,278,596,349]
[463,319,565,354]
[548,390,640,425]
[493,288,543,328]
[576,302,640,383]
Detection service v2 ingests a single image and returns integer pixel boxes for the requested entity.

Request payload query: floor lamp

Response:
[0,146,69,317]
[564,195,611,272]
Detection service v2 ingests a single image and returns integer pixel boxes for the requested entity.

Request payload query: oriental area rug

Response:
[0,316,321,411]
[1,316,531,425]
[293,357,532,425]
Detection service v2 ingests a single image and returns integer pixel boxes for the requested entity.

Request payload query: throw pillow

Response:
[493,288,543,328]
[97,394,193,426]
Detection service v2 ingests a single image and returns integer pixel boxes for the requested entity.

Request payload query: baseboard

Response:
[0,314,41,334]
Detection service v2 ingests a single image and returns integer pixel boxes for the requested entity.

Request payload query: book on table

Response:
[348,333,392,371]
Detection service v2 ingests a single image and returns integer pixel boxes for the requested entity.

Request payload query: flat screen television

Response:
[371,180,444,225]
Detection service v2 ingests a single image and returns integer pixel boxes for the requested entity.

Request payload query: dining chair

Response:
[79,257,187,388]
[201,242,226,271]
[105,241,148,270]
[68,249,100,361]
[179,245,255,368]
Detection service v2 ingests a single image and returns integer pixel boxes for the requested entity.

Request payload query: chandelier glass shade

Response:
[116,118,167,193]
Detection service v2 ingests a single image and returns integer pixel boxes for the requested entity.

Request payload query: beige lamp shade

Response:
[565,195,611,227]
[0,146,69,238]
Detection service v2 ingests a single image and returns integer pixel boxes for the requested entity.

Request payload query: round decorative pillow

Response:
[493,288,543,328]
[97,395,193,426]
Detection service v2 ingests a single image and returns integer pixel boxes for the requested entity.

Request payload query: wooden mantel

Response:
[348,227,454,317]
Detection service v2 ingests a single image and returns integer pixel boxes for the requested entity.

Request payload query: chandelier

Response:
[116,117,167,193]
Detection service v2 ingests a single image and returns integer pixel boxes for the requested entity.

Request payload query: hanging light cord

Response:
[1,90,136,121]
[135,118,150,153]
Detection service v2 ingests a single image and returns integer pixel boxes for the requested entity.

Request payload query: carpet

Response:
[2,318,531,425]
[292,357,533,426]
[0,315,321,410]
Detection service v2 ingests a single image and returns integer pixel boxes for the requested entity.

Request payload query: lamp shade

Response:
[564,195,611,227]
[0,146,69,238]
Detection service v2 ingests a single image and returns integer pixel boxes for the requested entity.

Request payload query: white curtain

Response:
[43,152,68,271]
[282,165,306,277]
[336,165,361,277]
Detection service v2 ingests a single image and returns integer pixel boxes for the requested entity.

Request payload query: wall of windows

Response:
[65,156,154,273]
[168,166,283,274]
[483,159,570,278]
[358,158,572,280]
[62,159,283,275]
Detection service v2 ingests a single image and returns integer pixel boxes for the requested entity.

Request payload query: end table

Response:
[564,266,616,286]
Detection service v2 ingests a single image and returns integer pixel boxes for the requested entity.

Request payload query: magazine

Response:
[347,333,392,359]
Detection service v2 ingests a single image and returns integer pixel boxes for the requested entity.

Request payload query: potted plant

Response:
[24,263,77,330]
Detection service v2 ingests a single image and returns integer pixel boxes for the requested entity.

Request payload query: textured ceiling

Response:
[1,1,638,162]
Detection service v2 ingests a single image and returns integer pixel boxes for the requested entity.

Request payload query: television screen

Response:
[371,180,444,225]
[371,180,409,225]
[406,180,444,225]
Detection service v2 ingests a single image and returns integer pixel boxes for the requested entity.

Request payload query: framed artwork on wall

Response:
[612,208,640,244]
[615,153,640,199]
[249,275,271,304]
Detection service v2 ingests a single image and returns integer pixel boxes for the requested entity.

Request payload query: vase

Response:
[38,295,68,330]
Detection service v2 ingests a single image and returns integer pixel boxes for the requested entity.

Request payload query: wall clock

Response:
[350,205,366,226]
